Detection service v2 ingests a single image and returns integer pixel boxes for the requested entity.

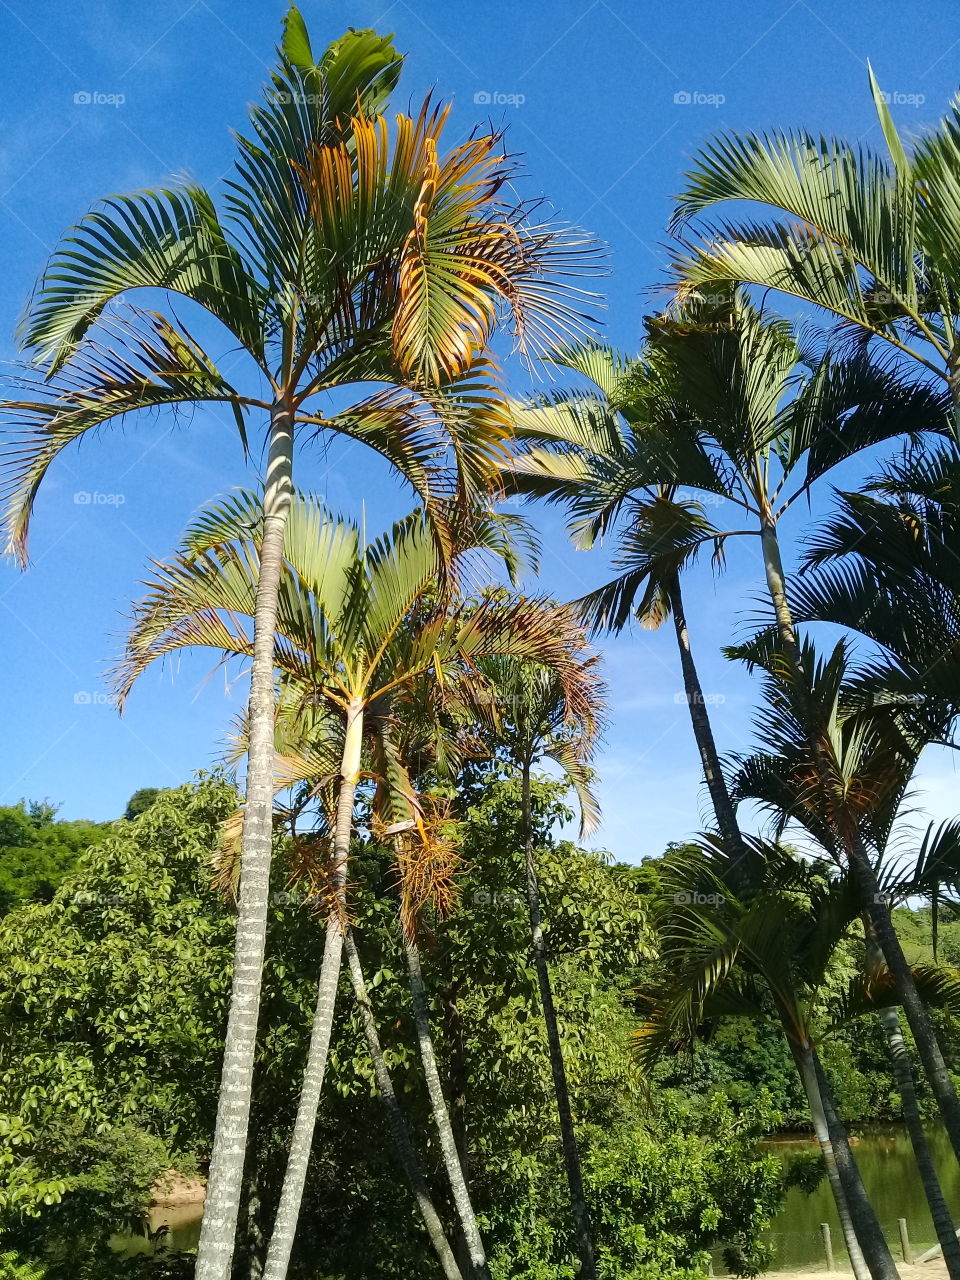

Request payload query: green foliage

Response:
[0,1253,46,1279]
[0,802,109,914]
[783,1149,827,1196]
[0,778,239,1145]
[124,791,162,823]
[0,771,786,1278]
[2,1123,171,1278]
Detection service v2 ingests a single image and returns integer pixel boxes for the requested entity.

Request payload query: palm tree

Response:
[729,634,960,1277]
[793,442,960,733]
[669,69,960,419]
[1,13,598,1273]
[508,342,748,860]
[506,293,960,1157]
[343,926,465,1280]
[639,839,960,1280]
[115,489,592,1278]
[471,653,604,1280]
[224,703,466,1280]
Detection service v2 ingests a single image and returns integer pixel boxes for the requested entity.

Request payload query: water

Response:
[112,1202,203,1256]
[722,1125,960,1272]
[121,1128,958,1272]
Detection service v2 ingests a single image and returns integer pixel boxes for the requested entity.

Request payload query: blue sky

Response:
[1,0,958,861]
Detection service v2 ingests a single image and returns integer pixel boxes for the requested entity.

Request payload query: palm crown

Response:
[670,68,960,413]
[2,12,598,563]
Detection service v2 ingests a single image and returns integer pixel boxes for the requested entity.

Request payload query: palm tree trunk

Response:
[789,1040,874,1280]
[759,516,960,1166]
[442,976,470,1175]
[442,976,474,1278]
[343,930,464,1280]
[197,403,294,1280]
[814,1051,901,1280]
[668,576,746,860]
[869,987,960,1274]
[865,929,960,1275]
[404,931,492,1280]
[520,759,598,1280]
[240,1163,265,1280]
[261,699,363,1280]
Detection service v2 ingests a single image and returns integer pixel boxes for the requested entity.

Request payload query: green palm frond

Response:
[825,963,960,1034]
[669,73,960,381]
[3,307,259,563]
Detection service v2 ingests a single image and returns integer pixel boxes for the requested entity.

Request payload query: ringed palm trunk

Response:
[668,576,747,862]
[343,929,464,1280]
[520,759,598,1280]
[866,935,960,1278]
[442,976,474,1279]
[198,404,294,1280]
[261,698,364,1280]
[788,1039,875,1280]
[812,1051,901,1280]
[404,927,493,1280]
[669,565,897,1273]
[759,514,960,1166]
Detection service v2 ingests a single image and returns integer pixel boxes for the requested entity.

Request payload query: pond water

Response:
[717,1124,960,1273]
[113,1201,203,1256]
[118,1126,959,1272]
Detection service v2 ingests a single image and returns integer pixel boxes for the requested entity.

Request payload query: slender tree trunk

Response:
[442,977,470,1176]
[197,404,294,1280]
[865,932,960,1279]
[759,516,960,1166]
[933,888,940,963]
[343,930,464,1280]
[239,1163,265,1280]
[404,932,492,1280]
[669,576,747,862]
[442,976,474,1278]
[854,839,960,1165]
[789,1040,873,1280]
[520,759,598,1280]
[261,699,363,1280]
[814,1051,901,1280]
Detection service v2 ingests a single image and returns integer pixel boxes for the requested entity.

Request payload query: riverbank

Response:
[151,1171,205,1208]
[762,1268,946,1279]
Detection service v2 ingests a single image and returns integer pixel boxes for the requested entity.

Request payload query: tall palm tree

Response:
[506,293,960,1157]
[669,69,960,420]
[223,699,467,1280]
[729,635,960,1277]
[115,489,592,1279]
[639,839,960,1280]
[1,12,598,1272]
[472,653,604,1280]
[508,342,749,859]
